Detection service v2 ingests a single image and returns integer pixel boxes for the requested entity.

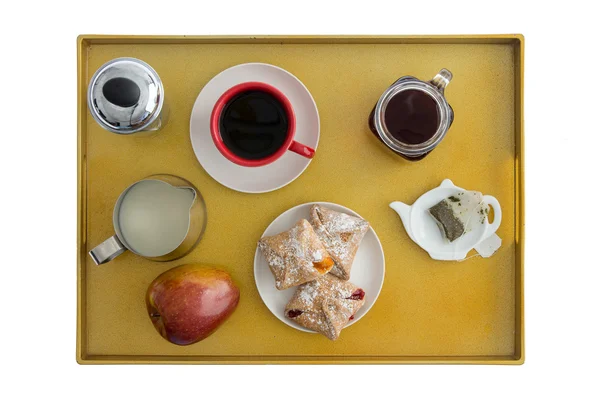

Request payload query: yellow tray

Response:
[77,35,524,364]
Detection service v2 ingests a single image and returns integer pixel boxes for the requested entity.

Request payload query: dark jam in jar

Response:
[383,90,439,144]
[368,88,441,161]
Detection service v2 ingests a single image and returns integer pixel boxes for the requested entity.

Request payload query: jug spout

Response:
[389,201,411,229]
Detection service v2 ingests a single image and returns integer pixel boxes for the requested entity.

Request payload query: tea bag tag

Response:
[473,233,502,258]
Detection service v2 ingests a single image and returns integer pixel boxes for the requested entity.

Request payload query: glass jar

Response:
[369,69,454,161]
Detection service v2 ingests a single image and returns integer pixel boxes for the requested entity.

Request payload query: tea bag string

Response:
[457,253,482,262]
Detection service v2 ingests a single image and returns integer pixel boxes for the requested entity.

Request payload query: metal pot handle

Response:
[89,235,127,265]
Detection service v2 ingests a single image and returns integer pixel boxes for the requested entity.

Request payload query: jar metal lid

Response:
[87,57,164,134]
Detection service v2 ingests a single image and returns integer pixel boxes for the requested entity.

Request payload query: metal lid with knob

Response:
[87,57,165,134]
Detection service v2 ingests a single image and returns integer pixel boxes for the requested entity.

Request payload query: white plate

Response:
[254,202,385,334]
[189,63,320,193]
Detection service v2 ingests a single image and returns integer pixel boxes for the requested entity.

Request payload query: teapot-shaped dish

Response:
[390,179,502,261]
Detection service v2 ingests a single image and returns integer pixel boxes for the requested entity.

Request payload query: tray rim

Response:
[76,34,524,365]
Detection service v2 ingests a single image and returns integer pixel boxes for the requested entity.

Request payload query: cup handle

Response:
[89,235,127,265]
[482,195,502,239]
[289,141,315,159]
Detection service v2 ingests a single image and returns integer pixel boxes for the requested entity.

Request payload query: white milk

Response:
[117,180,195,257]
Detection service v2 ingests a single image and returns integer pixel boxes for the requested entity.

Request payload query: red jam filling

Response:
[349,315,355,321]
[346,289,365,301]
[287,309,303,318]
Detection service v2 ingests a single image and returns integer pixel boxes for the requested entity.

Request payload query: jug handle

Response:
[89,235,127,265]
[430,69,453,92]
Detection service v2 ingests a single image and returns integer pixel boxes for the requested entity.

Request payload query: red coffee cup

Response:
[210,82,315,167]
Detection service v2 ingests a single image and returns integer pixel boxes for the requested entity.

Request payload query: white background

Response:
[2,0,599,398]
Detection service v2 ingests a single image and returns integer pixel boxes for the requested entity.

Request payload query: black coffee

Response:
[383,89,439,144]
[219,90,289,160]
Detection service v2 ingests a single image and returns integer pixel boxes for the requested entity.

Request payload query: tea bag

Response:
[428,191,489,242]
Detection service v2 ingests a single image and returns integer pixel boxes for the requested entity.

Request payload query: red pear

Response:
[146,264,240,345]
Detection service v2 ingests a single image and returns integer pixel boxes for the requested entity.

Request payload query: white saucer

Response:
[190,63,320,193]
[254,202,385,334]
